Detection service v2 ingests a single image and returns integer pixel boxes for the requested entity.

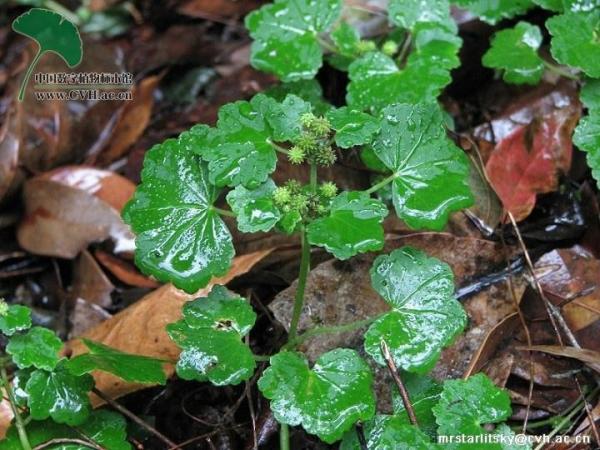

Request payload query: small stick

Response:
[33,438,103,450]
[380,340,419,427]
[92,388,177,448]
[355,422,368,450]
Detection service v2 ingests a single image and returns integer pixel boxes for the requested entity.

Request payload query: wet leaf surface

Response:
[258,348,375,443]
[7,326,62,371]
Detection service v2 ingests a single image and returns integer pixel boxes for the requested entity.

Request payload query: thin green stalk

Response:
[542,60,579,81]
[280,424,290,450]
[365,173,397,195]
[310,163,318,192]
[285,315,382,350]
[268,140,290,156]
[397,32,412,65]
[287,229,311,342]
[317,36,338,54]
[212,207,236,218]
[1,367,31,450]
[253,354,271,362]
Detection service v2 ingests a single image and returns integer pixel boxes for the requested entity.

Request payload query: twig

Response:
[33,439,103,450]
[499,233,534,433]
[92,388,177,448]
[506,212,600,444]
[380,340,419,427]
[355,422,368,450]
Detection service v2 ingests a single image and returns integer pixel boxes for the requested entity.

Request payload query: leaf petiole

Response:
[287,229,311,342]
[542,60,579,81]
[267,139,290,156]
[365,172,397,195]
[212,207,236,218]
[317,35,338,54]
[1,366,32,450]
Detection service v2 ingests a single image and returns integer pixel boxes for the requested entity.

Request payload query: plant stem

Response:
[268,140,290,156]
[280,424,290,450]
[380,340,419,427]
[542,60,579,81]
[397,32,412,66]
[212,207,236,218]
[18,49,42,102]
[287,229,310,343]
[1,367,31,450]
[253,354,271,362]
[285,315,382,350]
[310,163,318,193]
[317,35,338,54]
[365,173,397,195]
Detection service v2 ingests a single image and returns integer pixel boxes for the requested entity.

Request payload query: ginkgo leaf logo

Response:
[12,8,83,101]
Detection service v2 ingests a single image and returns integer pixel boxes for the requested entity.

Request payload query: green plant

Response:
[0,300,167,449]
[478,2,600,188]
[117,0,541,447]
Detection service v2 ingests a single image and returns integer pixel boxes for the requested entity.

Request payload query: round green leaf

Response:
[122,139,234,294]
[204,95,278,188]
[547,10,600,78]
[574,112,600,188]
[389,0,453,30]
[226,179,282,233]
[340,415,436,449]
[347,28,461,114]
[166,285,257,385]
[364,247,466,373]
[66,339,167,384]
[258,349,376,443]
[392,373,442,437]
[0,304,31,336]
[371,103,473,230]
[265,79,331,115]
[433,373,512,449]
[326,107,381,148]
[0,410,131,450]
[26,362,94,425]
[482,22,544,85]
[7,326,62,370]
[245,0,342,81]
[452,0,533,24]
[306,191,388,259]
[265,94,313,142]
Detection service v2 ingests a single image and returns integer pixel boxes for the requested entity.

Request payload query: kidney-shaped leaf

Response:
[452,0,533,24]
[574,80,600,188]
[0,303,31,336]
[12,8,83,100]
[66,339,168,384]
[389,0,453,30]
[202,95,278,189]
[340,415,436,450]
[258,349,375,443]
[482,22,544,85]
[371,103,473,230]
[122,139,234,294]
[0,410,131,450]
[7,326,62,371]
[364,247,466,373]
[547,10,600,78]
[166,286,257,385]
[26,361,94,425]
[306,191,388,260]
[433,373,512,448]
[326,107,381,148]
[226,179,282,233]
[245,0,342,81]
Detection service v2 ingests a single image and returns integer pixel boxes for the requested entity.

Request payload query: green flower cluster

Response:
[288,113,337,167]
[274,180,338,221]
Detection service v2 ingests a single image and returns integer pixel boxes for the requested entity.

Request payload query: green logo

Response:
[12,8,83,101]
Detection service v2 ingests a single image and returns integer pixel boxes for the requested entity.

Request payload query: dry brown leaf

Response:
[520,345,600,374]
[72,250,115,308]
[96,76,160,166]
[17,166,135,258]
[0,397,13,439]
[65,249,272,404]
[95,249,159,289]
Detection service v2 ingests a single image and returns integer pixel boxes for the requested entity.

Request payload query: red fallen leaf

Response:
[485,106,580,221]
[17,166,135,258]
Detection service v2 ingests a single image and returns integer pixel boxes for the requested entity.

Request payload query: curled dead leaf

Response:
[17,166,135,258]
